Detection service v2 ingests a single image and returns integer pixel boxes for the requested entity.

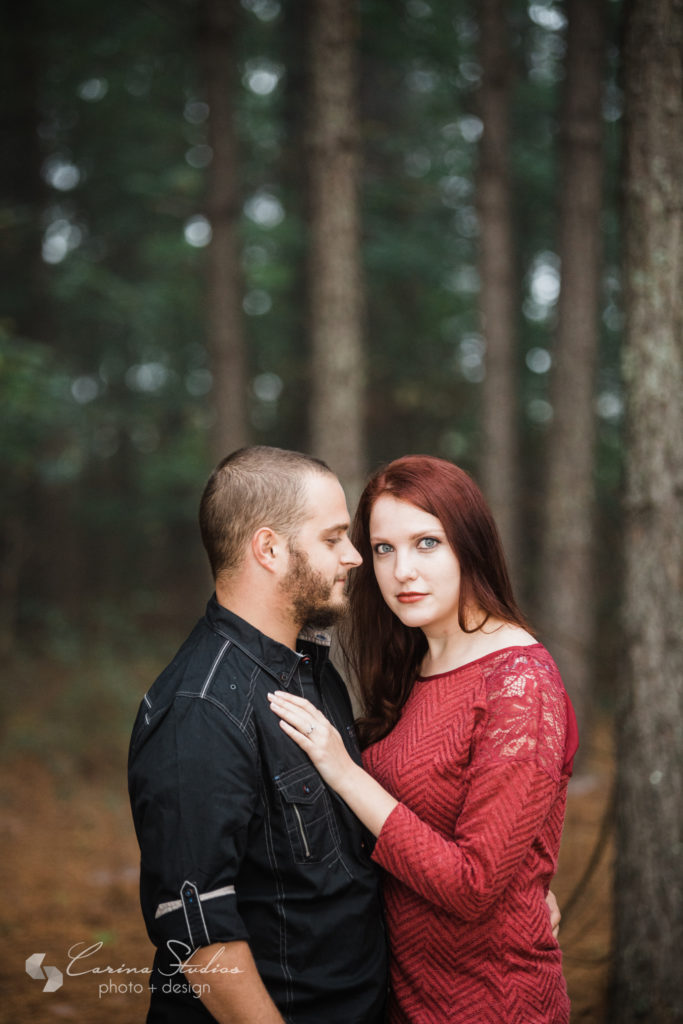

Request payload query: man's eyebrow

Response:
[320,523,350,535]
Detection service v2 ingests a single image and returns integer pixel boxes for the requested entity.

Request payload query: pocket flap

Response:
[273,765,324,805]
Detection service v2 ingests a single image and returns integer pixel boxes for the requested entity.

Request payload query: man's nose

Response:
[341,537,363,566]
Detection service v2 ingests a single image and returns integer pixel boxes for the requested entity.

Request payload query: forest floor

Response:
[0,670,614,1024]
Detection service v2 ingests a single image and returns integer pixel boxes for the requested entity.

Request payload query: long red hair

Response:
[339,455,530,748]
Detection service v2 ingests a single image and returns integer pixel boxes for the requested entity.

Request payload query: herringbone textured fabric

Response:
[364,644,577,1024]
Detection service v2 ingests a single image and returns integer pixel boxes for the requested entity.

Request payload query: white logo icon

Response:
[25,953,63,992]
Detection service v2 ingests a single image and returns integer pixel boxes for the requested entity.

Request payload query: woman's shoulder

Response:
[464,623,550,680]
[479,638,563,698]
[476,642,572,773]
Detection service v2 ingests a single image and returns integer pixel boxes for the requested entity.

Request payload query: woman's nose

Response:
[393,552,417,581]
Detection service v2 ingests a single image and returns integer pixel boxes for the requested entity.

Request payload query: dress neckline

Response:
[416,642,544,682]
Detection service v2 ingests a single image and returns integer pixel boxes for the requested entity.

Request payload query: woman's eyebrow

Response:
[370,529,445,542]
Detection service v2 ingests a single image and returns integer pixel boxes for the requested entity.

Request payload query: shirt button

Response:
[279,672,288,682]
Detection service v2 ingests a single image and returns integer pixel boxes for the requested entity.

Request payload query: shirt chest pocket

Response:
[273,764,341,865]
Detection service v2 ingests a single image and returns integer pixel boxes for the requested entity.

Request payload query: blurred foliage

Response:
[0,0,624,695]
[0,649,165,778]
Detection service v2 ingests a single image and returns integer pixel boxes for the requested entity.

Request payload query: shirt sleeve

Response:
[133,694,258,954]
[370,657,569,921]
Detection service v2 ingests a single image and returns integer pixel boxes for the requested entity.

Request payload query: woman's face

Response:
[369,494,463,636]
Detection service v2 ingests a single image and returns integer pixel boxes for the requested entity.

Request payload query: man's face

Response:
[279,473,362,628]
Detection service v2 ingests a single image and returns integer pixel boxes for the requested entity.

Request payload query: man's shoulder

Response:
[154,615,273,706]
[129,618,258,744]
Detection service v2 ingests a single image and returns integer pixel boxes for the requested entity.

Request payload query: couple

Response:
[128,446,578,1024]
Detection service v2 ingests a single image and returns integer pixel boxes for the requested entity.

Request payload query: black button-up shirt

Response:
[128,596,387,1023]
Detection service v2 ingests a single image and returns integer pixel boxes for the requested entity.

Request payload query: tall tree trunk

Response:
[200,0,249,462]
[307,0,365,504]
[476,0,521,585]
[0,0,57,649]
[538,0,606,743]
[610,1,683,1019]
[279,0,311,451]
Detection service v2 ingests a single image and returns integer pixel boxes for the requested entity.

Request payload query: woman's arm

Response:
[364,666,570,920]
[268,670,568,922]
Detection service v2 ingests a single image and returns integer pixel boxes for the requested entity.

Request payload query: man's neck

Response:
[215,583,300,651]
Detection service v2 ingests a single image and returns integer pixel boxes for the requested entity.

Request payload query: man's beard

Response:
[280,546,349,629]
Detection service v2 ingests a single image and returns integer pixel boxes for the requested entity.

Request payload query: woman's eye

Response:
[418,537,439,550]
[373,543,393,555]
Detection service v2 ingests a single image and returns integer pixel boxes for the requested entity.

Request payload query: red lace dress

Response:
[363,644,578,1024]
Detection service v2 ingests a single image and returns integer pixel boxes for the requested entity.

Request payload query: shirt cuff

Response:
[151,880,250,962]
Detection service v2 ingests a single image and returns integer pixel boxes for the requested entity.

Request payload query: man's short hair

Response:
[199,446,333,581]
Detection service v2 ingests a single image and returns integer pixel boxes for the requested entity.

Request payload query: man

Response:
[128,447,387,1024]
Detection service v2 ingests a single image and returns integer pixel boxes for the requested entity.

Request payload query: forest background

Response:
[1,0,681,1022]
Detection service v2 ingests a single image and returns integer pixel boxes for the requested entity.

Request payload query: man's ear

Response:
[251,527,283,572]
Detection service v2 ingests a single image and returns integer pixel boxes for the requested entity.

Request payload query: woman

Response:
[268,455,578,1023]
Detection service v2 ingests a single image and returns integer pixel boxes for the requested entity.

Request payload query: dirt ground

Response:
[0,725,614,1023]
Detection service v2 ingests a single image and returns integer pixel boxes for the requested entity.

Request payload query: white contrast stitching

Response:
[154,884,236,919]
[200,640,231,699]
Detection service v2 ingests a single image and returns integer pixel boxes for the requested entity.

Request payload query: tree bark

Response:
[538,0,607,743]
[476,0,521,584]
[307,0,365,504]
[610,1,683,1020]
[200,0,249,462]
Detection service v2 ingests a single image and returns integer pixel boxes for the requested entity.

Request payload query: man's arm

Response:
[130,695,274,1019]
[183,942,284,1024]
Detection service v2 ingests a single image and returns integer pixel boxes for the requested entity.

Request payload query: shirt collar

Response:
[205,594,331,687]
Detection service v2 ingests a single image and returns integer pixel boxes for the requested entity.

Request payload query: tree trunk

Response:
[610,1,683,1019]
[279,0,311,451]
[476,0,521,585]
[538,0,606,743]
[0,512,26,656]
[0,0,56,648]
[307,0,365,504]
[200,0,249,462]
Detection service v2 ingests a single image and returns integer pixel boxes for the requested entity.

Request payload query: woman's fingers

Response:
[267,693,324,736]
[270,691,316,712]
[268,693,324,723]
[267,692,353,792]
[277,718,309,745]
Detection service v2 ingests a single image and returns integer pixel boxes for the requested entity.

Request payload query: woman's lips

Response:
[397,592,427,603]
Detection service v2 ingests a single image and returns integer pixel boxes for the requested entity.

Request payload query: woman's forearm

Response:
[335,760,398,837]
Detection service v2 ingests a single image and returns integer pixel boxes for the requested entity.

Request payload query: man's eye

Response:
[418,537,439,550]
[373,543,393,555]
[326,537,341,546]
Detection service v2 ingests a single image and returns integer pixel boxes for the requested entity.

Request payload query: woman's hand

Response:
[546,889,561,940]
[268,690,399,837]
[267,691,354,793]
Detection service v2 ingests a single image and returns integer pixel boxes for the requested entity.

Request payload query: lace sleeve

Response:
[477,649,569,781]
